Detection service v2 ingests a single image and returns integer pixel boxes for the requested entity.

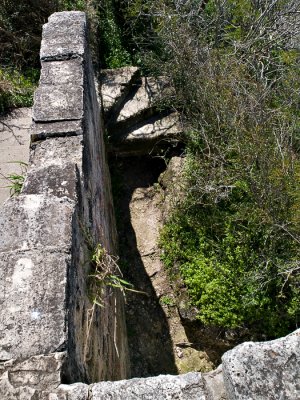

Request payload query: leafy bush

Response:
[125,0,300,338]
[0,68,38,112]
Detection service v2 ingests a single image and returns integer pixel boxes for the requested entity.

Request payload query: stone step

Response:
[100,66,140,117]
[108,112,182,155]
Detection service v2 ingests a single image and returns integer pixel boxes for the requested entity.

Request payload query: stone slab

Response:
[100,67,140,113]
[29,136,83,168]
[40,12,86,60]
[125,112,181,141]
[0,249,71,360]
[116,77,173,123]
[33,85,83,122]
[53,383,89,400]
[90,373,207,399]
[0,108,31,205]
[34,54,84,122]
[222,329,300,400]
[0,352,65,398]
[39,59,83,87]
[203,365,227,400]
[23,163,78,200]
[31,120,83,141]
[0,194,74,252]
[110,113,182,156]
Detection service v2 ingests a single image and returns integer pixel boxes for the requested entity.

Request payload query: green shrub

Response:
[0,68,38,112]
[148,0,300,338]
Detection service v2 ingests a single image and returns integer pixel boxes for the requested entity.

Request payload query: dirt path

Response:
[0,108,31,205]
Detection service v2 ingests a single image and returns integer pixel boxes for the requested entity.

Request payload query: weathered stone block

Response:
[116,77,173,123]
[0,352,65,399]
[203,365,227,400]
[0,195,74,253]
[90,373,207,399]
[31,121,83,141]
[33,85,83,122]
[39,59,83,86]
[222,329,300,400]
[29,136,83,167]
[124,113,181,141]
[109,113,181,155]
[40,12,86,61]
[0,250,71,360]
[23,163,78,200]
[100,67,140,114]
[52,383,89,400]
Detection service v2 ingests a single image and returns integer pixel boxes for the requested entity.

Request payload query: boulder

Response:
[222,329,300,400]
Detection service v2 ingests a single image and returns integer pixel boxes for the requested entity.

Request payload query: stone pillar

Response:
[0,12,129,398]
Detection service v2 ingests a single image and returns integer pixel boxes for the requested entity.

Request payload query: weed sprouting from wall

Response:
[0,161,27,196]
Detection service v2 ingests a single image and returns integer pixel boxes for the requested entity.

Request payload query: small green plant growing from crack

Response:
[84,241,146,361]
[0,161,27,196]
[160,295,175,307]
[89,243,143,306]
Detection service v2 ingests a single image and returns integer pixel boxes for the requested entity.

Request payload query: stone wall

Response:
[0,11,129,398]
[0,10,299,400]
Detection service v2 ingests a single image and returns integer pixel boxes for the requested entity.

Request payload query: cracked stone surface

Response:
[116,77,173,123]
[40,12,87,60]
[0,353,65,399]
[91,373,207,400]
[222,329,300,400]
[100,66,139,114]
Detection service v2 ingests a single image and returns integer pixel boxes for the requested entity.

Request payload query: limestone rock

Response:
[110,113,181,155]
[100,67,139,114]
[33,59,84,122]
[31,120,83,141]
[28,136,83,168]
[222,329,300,400]
[23,136,83,200]
[40,12,87,60]
[203,366,227,400]
[116,77,173,123]
[0,353,65,399]
[0,194,74,252]
[0,249,71,361]
[91,373,207,399]
[52,383,89,400]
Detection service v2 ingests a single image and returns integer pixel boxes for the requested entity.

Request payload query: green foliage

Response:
[160,295,175,307]
[89,243,144,308]
[0,161,27,196]
[99,0,132,68]
[0,0,88,112]
[142,0,300,338]
[0,68,38,112]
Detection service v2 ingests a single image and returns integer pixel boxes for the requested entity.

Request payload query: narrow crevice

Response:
[110,155,178,377]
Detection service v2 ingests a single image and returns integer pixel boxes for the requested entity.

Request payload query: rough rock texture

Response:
[115,77,173,123]
[203,366,227,400]
[48,371,227,400]
[100,66,139,115]
[100,68,182,155]
[113,157,214,377]
[91,373,207,399]
[222,329,300,400]
[33,58,84,121]
[40,12,86,60]
[0,11,129,398]
[0,353,65,399]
